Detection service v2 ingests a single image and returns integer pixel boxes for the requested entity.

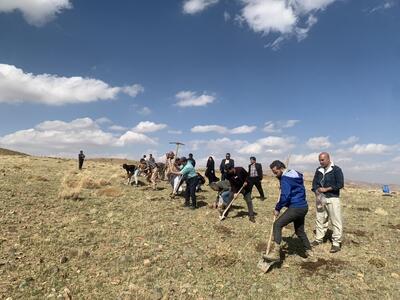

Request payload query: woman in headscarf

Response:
[205,156,219,185]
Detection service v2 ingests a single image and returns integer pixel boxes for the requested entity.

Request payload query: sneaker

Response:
[249,215,256,223]
[311,240,322,247]
[305,249,314,258]
[330,245,341,253]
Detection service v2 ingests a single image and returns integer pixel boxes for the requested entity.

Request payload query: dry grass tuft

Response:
[81,177,101,189]
[97,187,123,197]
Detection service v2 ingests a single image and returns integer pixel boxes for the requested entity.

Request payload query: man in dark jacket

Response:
[225,165,255,222]
[78,150,85,170]
[188,153,196,167]
[311,152,344,253]
[264,160,312,261]
[220,153,234,180]
[248,157,265,201]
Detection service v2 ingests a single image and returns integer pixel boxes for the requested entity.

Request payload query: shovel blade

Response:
[257,258,277,273]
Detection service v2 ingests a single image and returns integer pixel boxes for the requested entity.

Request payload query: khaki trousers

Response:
[315,197,343,246]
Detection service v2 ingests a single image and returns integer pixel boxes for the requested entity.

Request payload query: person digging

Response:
[264,160,313,262]
[224,165,255,223]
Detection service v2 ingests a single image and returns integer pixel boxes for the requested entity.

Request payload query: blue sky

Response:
[0,0,399,184]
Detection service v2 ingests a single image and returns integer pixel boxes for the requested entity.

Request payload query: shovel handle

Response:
[220,184,245,220]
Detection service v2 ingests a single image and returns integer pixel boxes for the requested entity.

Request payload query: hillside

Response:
[0,155,399,299]
[0,147,28,156]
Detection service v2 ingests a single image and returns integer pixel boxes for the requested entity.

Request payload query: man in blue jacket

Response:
[264,160,312,261]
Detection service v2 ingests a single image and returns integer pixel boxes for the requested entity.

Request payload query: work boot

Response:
[330,245,341,253]
[311,240,322,247]
[263,243,281,261]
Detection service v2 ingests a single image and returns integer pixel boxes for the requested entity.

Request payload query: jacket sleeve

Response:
[219,160,224,172]
[331,167,344,192]
[275,178,291,211]
[257,164,263,180]
[311,169,320,192]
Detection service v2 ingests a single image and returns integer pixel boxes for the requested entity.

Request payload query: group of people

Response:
[80,149,345,261]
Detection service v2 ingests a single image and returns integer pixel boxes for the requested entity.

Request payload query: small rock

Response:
[144,259,151,266]
[374,208,388,216]
[391,273,399,279]
[60,256,68,264]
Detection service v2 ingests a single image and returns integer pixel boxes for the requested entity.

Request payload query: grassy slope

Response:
[0,148,28,156]
[0,156,399,299]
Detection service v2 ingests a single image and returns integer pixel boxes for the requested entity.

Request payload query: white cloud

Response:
[0,117,158,156]
[348,143,394,155]
[191,124,257,134]
[263,119,300,133]
[230,125,257,134]
[95,117,113,125]
[183,0,219,14]
[224,11,231,21]
[132,121,167,133]
[109,125,128,132]
[291,152,320,165]
[306,136,332,150]
[184,0,339,48]
[137,106,152,116]
[117,131,157,146]
[366,1,396,14]
[168,130,183,135]
[0,0,72,26]
[122,84,144,97]
[190,137,248,153]
[0,64,143,105]
[192,125,227,134]
[175,91,215,107]
[340,136,359,145]
[239,136,295,154]
[393,156,400,162]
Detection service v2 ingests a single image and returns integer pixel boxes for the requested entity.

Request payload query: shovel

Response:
[257,215,278,273]
[219,184,245,221]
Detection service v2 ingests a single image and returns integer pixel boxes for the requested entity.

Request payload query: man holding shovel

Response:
[224,165,255,223]
[264,160,312,262]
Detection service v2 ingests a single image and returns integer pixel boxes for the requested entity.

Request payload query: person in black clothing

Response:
[220,153,234,180]
[188,153,196,167]
[78,150,85,170]
[122,164,137,185]
[248,156,265,201]
[205,156,219,184]
[225,165,255,223]
[148,154,155,164]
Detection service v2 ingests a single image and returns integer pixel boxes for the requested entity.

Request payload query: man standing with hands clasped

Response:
[248,156,265,201]
[311,152,344,253]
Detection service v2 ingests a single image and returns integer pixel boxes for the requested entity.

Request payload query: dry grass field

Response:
[0,153,399,299]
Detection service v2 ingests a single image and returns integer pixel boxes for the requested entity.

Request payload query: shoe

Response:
[311,240,322,247]
[305,249,314,258]
[263,243,280,261]
[249,215,256,223]
[182,202,190,207]
[189,205,197,210]
[330,245,341,253]
[260,197,265,201]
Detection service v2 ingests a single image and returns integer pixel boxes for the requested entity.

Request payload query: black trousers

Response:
[273,207,311,250]
[185,176,199,206]
[79,159,84,170]
[248,177,265,198]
